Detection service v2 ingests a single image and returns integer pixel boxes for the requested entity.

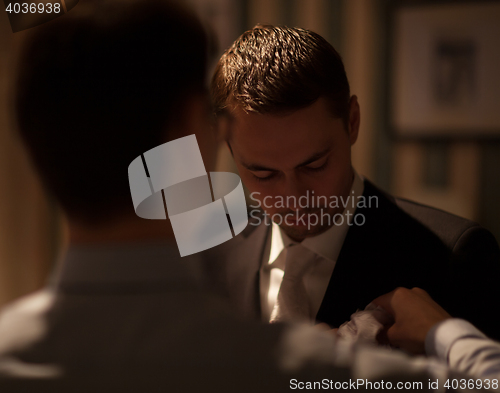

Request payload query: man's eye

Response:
[305,159,328,172]
[251,171,275,182]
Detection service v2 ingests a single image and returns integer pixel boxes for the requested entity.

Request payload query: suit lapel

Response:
[316,180,402,327]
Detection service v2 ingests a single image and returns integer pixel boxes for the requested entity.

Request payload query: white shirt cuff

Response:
[425,318,487,361]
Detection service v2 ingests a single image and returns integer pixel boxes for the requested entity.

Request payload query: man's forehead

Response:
[224,104,302,126]
[229,127,333,169]
[221,98,342,130]
[227,104,336,137]
[219,98,343,166]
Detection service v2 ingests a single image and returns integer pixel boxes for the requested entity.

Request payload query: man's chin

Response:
[279,221,332,242]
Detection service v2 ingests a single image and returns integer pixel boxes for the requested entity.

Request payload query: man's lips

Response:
[278,210,324,224]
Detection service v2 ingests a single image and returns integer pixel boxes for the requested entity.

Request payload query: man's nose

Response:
[280,175,309,210]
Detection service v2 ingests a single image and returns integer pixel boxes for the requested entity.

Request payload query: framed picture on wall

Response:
[391,2,500,138]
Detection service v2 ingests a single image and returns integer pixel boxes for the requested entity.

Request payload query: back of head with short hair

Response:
[16,0,208,224]
[211,25,350,125]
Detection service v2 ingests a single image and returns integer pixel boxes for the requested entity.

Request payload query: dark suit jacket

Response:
[205,180,500,341]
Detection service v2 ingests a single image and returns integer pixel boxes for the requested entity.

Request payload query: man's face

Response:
[226,96,360,241]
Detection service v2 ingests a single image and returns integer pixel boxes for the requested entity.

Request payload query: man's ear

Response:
[210,108,234,156]
[212,111,231,142]
[225,140,233,156]
[348,95,360,146]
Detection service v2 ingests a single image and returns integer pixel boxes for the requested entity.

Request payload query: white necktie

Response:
[270,244,316,323]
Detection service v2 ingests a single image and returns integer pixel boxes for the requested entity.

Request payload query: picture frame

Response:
[390,1,500,138]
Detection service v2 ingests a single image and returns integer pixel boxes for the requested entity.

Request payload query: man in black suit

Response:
[209,25,500,340]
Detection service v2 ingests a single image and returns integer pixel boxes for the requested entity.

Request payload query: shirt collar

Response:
[269,168,364,263]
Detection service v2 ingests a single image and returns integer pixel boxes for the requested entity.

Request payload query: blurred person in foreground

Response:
[208,25,500,339]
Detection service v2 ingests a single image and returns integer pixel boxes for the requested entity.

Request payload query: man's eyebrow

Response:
[242,148,331,172]
[242,162,278,172]
[295,148,331,168]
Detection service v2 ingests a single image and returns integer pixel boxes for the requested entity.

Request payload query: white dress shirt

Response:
[260,169,364,321]
[426,318,500,382]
